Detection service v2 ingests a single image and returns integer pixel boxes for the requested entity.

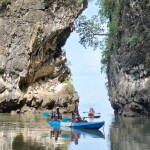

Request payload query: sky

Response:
[64,0,113,114]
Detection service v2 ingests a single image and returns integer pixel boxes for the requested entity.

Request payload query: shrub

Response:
[63,76,72,83]
[64,83,75,95]
[123,33,143,46]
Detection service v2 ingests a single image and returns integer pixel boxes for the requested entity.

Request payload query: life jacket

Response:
[73,114,81,122]
[88,111,94,116]
[54,112,62,120]
[72,112,76,119]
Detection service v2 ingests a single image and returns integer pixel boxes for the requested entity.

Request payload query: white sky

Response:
[64,0,113,114]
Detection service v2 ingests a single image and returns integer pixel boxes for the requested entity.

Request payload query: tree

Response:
[76,14,108,50]
[75,0,122,73]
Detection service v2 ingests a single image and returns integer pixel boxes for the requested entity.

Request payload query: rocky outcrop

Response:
[0,0,87,113]
[108,1,150,117]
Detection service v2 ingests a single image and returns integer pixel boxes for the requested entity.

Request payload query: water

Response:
[0,112,150,150]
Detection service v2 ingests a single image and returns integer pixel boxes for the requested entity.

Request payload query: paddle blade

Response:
[61,134,71,138]
[83,115,101,119]
[94,116,101,118]
[61,117,71,122]
[42,112,51,118]
[83,112,101,114]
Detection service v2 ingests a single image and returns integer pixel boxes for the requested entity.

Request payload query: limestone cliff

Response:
[0,0,87,113]
[108,0,150,117]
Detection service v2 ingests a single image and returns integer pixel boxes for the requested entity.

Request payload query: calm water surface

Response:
[0,110,150,150]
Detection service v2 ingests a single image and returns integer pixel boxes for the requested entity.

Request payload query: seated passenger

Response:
[54,107,62,121]
[72,110,82,122]
[72,111,76,119]
[88,108,95,117]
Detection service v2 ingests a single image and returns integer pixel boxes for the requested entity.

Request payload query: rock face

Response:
[108,1,150,117]
[0,0,87,113]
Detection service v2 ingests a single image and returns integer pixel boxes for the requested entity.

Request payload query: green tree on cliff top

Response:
[76,0,121,72]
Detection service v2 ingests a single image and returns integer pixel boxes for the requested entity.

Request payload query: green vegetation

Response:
[146,53,150,69]
[76,0,122,72]
[146,1,150,7]
[65,83,75,94]
[63,76,75,94]
[63,76,72,83]
[76,15,107,50]
[142,25,150,35]
[122,33,143,47]
[60,0,84,5]
[77,0,84,5]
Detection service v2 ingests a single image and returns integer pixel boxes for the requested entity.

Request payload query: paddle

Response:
[42,112,51,117]
[62,116,101,121]
[61,117,71,122]
[83,112,101,114]
[83,116,101,119]
[42,112,71,121]
[42,111,100,121]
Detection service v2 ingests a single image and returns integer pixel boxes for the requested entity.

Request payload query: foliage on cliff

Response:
[76,0,150,73]
[76,0,122,72]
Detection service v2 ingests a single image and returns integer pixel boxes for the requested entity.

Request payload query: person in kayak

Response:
[88,108,95,117]
[71,111,76,119]
[50,109,56,119]
[72,110,82,122]
[54,107,62,121]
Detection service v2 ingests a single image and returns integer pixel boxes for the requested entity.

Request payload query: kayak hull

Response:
[72,121,104,129]
[49,120,104,130]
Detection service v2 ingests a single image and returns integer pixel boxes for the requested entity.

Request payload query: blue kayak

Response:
[49,120,105,130]
[83,115,101,119]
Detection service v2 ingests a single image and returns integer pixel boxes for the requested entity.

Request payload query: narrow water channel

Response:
[1,1,150,150]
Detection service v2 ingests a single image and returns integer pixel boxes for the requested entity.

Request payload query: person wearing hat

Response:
[72,110,82,122]
[54,107,62,121]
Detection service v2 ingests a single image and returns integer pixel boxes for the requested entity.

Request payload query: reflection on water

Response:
[0,113,66,150]
[12,134,46,150]
[110,116,150,150]
[0,114,105,150]
[1,113,150,150]
[49,124,105,146]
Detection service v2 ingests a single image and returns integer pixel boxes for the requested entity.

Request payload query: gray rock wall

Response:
[108,0,150,117]
[0,0,87,113]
